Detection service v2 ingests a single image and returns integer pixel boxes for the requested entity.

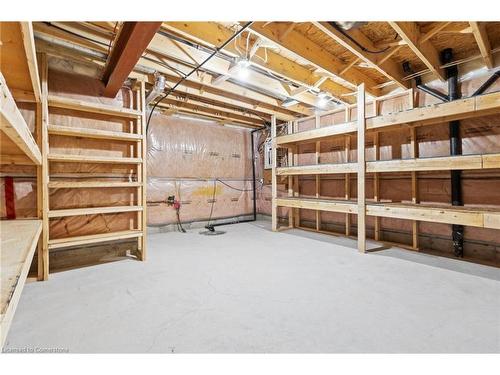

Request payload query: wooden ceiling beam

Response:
[248,22,381,97]
[470,22,494,69]
[389,22,445,81]
[163,22,355,104]
[419,22,451,43]
[102,22,162,97]
[313,22,409,90]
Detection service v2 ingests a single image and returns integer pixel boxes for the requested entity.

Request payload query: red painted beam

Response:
[102,22,162,98]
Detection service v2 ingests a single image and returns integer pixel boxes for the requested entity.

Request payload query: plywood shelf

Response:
[48,125,142,141]
[0,72,42,165]
[276,91,500,146]
[48,205,143,218]
[276,153,500,175]
[48,230,143,250]
[48,154,142,164]
[1,219,42,347]
[276,197,500,230]
[48,95,142,118]
[48,181,142,189]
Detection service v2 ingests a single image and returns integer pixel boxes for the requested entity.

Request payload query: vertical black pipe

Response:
[250,128,259,221]
[442,48,464,257]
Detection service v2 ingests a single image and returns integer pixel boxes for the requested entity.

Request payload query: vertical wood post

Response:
[315,114,321,231]
[409,89,419,250]
[271,115,278,231]
[38,53,49,280]
[357,84,366,253]
[344,107,351,236]
[287,121,294,228]
[138,80,147,260]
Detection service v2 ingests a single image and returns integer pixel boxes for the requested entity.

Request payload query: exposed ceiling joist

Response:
[389,22,445,81]
[248,22,381,97]
[419,22,451,43]
[162,22,354,104]
[102,22,162,97]
[469,22,494,69]
[313,22,409,90]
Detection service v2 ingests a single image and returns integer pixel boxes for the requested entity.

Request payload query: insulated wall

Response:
[146,113,253,226]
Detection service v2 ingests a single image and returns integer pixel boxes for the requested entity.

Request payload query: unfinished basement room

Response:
[1,3,500,367]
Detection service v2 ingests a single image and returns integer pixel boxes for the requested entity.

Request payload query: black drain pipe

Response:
[472,70,500,96]
[442,48,464,257]
[403,62,449,103]
[206,126,265,230]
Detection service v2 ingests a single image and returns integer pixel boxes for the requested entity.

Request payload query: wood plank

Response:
[48,154,142,164]
[276,163,358,175]
[276,197,357,214]
[357,84,366,253]
[367,154,485,172]
[39,53,49,281]
[48,230,143,250]
[0,73,42,165]
[314,22,409,89]
[271,115,278,231]
[48,125,142,141]
[48,95,142,118]
[469,22,493,69]
[1,220,42,347]
[389,22,445,81]
[19,22,42,102]
[102,22,162,97]
[48,181,141,188]
[48,205,143,218]
[276,91,500,146]
[482,153,500,168]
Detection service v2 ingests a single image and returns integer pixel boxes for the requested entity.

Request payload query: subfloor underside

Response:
[4,220,500,353]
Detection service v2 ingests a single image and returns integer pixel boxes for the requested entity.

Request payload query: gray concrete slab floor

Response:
[4,220,500,353]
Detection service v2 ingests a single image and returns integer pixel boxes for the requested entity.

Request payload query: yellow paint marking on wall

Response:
[192,185,224,197]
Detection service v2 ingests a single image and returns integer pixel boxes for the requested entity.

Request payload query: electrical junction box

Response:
[264,137,273,170]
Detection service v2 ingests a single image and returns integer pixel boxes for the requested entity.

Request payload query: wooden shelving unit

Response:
[0,22,44,347]
[271,85,500,253]
[40,54,147,278]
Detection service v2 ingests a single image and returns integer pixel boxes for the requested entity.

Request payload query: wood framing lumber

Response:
[277,163,358,175]
[102,22,162,97]
[469,22,493,69]
[313,22,409,89]
[48,230,143,250]
[19,22,42,102]
[48,205,143,218]
[357,83,366,253]
[271,115,278,231]
[163,22,355,105]
[274,153,500,175]
[47,125,142,141]
[1,220,42,347]
[275,198,500,230]
[48,181,141,188]
[48,154,142,164]
[249,22,380,97]
[0,73,42,165]
[276,91,500,145]
[47,95,142,118]
[389,22,445,81]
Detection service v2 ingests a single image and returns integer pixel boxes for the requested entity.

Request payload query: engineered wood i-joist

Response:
[0,220,42,347]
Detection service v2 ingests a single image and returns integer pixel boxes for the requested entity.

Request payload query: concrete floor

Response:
[4,220,500,353]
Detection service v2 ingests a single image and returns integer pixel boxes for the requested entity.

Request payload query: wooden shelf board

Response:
[1,219,42,347]
[48,230,143,250]
[48,154,142,164]
[275,153,500,175]
[48,205,143,218]
[48,95,142,118]
[276,197,500,229]
[48,181,142,189]
[0,72,42,165]
[276,91,500,146]
[48,125,142,141]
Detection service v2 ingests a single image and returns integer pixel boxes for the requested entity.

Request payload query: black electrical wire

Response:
[215,179,254,192]
[146,22,254,133]
[206,179,218,229]
[327,22,392,54]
